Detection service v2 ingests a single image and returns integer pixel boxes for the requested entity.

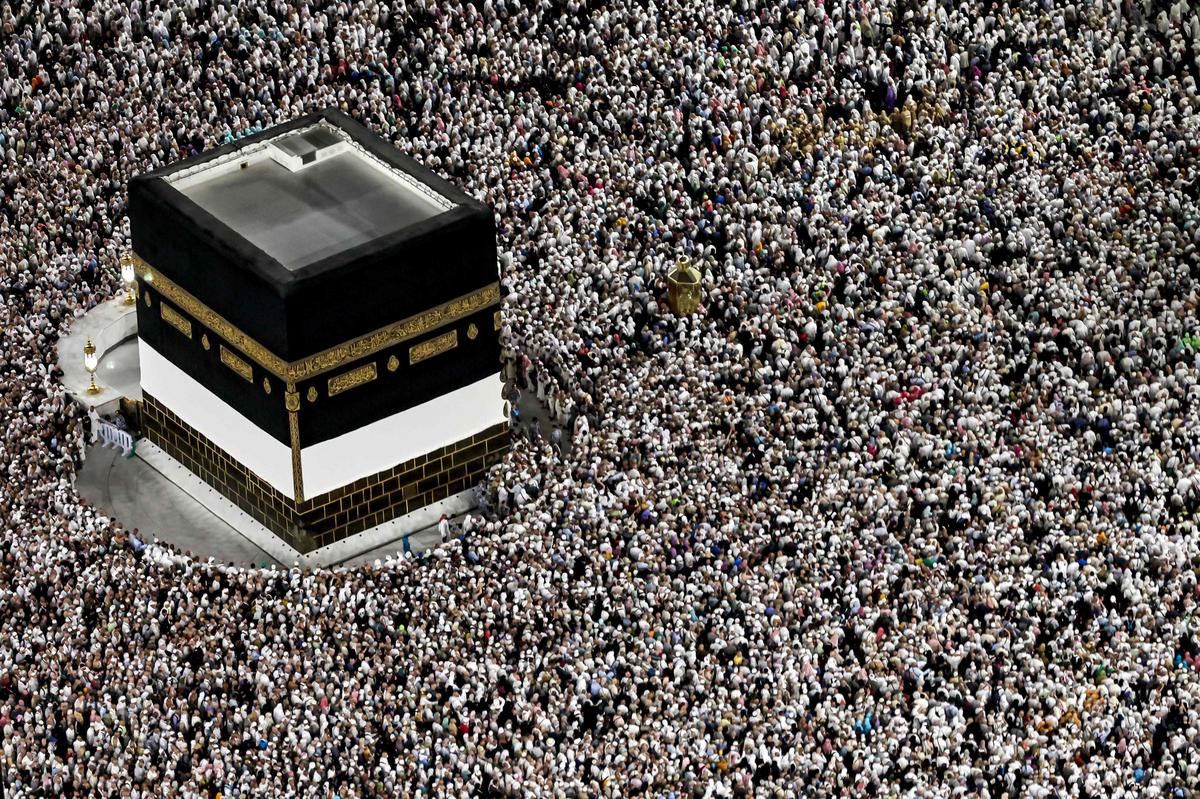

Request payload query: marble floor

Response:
[96,338,142,400]
[77,440,282,566]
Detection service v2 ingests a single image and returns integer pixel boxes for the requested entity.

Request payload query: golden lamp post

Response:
[84,338,100,394]
[120,253,137,305]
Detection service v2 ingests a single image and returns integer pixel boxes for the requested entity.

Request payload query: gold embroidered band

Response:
[132,253,499,383]
[286,383,304,503]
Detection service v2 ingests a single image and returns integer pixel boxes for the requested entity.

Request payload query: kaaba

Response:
[129,109,509,553]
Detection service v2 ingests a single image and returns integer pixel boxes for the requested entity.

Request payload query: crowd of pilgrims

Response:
[3,0,1200,795]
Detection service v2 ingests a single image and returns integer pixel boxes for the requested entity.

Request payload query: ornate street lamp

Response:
[120,253,137,305]
[84,338,100,394]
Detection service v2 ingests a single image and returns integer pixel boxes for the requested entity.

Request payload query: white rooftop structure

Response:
[167,122,455,270]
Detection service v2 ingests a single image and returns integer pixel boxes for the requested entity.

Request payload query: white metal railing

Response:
[97,421,135,457]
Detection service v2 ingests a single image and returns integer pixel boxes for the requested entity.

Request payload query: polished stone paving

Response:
[96,338,142,400]
[76,442,450,567]
[77,442,282,566]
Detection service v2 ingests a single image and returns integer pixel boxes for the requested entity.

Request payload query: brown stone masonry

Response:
[141,393,509,553]
[141,392,300,547]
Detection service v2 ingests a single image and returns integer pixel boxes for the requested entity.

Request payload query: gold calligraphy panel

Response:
[220,345,253,382]
[327,362,378,397]
[409,330,458,365]
[160,303,193,339]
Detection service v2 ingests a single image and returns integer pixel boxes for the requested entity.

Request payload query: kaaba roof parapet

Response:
[164,120,456,271]
[129,109,497,362]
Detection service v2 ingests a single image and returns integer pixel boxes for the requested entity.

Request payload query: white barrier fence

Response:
[97,421,135,457]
